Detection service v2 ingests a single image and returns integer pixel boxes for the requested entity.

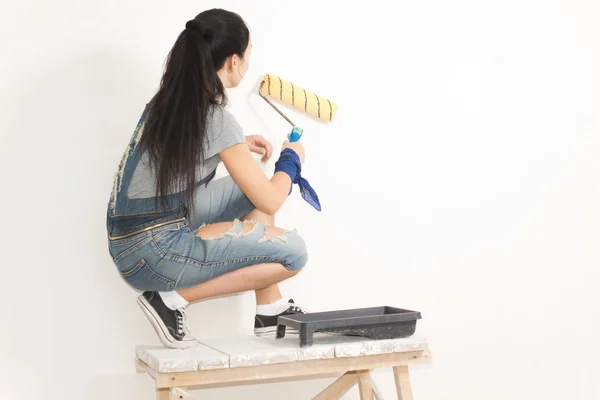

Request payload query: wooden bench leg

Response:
[358,371,374,400]
[157,386,194,400]
[172,387,196,399]
[356,371,384,400]
[393,366,413,400]
[312,372,358,400]
[156,388,170,400]
[372,377,384,400]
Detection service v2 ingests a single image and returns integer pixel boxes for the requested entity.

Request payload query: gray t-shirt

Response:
[127,105,245,199]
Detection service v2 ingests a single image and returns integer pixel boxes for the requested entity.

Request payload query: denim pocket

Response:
[152,222,185,241]
[109,235,153,263]
[151,223,191,258]
[120,258,175,292]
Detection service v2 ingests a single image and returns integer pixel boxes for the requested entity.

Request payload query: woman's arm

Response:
[219,141,303,215]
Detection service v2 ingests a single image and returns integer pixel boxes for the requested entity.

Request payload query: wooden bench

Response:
[136,334,431,399]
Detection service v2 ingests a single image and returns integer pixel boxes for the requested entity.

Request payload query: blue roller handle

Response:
[289,126,303,142]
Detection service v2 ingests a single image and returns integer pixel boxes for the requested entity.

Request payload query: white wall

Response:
[1,0,599,399]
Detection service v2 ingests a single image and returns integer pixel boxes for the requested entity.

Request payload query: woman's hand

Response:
[246,135,272,163]
[281,140,305,164]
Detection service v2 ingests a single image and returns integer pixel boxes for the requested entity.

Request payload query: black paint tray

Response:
[276,306,422,347]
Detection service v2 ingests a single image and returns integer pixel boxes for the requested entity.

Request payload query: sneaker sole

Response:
[137,295,198,349]
[254,326,299,337]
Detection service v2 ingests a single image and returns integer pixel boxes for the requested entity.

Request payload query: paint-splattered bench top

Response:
[136,333,429,373]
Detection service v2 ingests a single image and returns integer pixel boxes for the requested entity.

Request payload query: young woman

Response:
[106,8,309,349]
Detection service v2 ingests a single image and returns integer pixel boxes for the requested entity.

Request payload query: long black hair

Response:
[139,9,249,209]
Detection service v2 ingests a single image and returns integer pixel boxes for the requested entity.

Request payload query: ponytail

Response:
[138,9,249,210]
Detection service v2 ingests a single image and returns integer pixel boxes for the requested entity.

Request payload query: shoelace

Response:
[175,308,187,336]
[288,304,309,314]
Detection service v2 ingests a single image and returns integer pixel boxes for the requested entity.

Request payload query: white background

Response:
[1,1,599,399]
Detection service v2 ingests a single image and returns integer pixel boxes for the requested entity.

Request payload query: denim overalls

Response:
[106,103,308,292]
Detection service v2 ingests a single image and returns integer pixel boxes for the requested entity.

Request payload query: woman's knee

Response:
[262,226,308,272]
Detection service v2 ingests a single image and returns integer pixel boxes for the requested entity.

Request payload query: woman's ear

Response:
[230,54,240,71]
[220,55,233,73]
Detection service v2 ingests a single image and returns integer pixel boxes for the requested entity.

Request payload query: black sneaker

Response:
[254,299,308,337]
[137,291,198,349]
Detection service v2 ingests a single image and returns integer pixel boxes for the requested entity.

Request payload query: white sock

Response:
[158,291,189,311]
[256,297,290,316]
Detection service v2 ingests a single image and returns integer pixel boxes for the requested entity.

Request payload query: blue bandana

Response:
[274,149,321,211]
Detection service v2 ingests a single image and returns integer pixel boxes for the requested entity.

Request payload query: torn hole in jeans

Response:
[200,219,260,240]
[258,228,297,244]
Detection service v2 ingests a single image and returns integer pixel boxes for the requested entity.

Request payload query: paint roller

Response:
[258,73,338,211]
[258,73,338,142]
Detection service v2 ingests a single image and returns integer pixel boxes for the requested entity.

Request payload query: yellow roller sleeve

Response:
[260,73,338,122]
